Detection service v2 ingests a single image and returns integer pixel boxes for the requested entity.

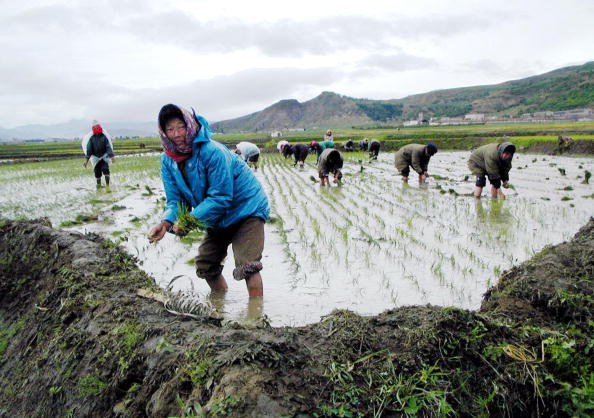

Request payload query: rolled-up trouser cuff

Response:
[475,176,486,187]
[233,261,263,281]
[196,264,225,281]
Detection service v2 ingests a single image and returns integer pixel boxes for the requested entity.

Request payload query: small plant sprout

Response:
[582,170,591,184]
[558,168,566,176]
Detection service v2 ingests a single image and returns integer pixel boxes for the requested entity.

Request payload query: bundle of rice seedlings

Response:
[176,203,204,234]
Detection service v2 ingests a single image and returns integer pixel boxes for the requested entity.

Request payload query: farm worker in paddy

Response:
[368,139,381,160]
[147,104,270,298]
[83,120,115,189]
[281,143,310,168]
[394,143,438,184]
[234,141,261,171]
[276,140,289,154]
[310,137,336,163]
[318,148,343,187]
[468,142,516,199]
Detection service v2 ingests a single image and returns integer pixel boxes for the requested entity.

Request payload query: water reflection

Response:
[474,199,513,224]
[208,292,227,315]
[246,297,264,320]
[208,291,265,321]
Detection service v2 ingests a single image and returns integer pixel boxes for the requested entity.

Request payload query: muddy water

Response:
[1,151,592,325]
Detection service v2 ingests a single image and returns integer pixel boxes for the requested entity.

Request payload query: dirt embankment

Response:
[524,139,594,155]
[1,218,593,417]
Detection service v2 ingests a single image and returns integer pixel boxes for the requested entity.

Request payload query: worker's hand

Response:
[502,181,510,189]
[148,221,171,243]
[83,160,88,168]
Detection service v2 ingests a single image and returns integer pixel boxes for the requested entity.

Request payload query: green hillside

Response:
[211,62,594,133]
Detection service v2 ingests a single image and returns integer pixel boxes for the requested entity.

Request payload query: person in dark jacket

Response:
[359,138,369,151]
[394,143,438,184]
[318,148,343,186]
[148,104,270,297]
[292,143,309,168]
[83,120,115,189]
[468,142,515,199]
[344,139,354,152]
[368,139,381,159]
[281,143,294,159]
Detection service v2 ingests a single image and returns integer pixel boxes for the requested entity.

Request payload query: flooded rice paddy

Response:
[1,151,592,326]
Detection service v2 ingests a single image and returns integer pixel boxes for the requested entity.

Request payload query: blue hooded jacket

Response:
[160,115,269,230]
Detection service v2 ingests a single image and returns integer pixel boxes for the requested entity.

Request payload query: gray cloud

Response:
[99,66,344,123]
[358,53,437,72]
[122,14,499,57]
[0,64,343,127]
[2,4,499,57]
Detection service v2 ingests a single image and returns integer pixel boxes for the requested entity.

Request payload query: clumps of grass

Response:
[558,168,566,176]
[309,175,319,183]
[59,213,99,228]
[561,196,573,201]
[78,374,108,396]
[142,185,154,196]
[582,193,594,199]
[111,205,126,211]
[432,174,449,180]
[559,186,574,191]
[129,217,142,226]
[581,170,591,185]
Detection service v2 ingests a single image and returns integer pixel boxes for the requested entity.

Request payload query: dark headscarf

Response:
[498,142,516,157]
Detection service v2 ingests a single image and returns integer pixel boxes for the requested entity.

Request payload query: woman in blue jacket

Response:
[148,104,270,297]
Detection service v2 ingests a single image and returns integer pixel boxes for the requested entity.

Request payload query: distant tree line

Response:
[356,103,403,121]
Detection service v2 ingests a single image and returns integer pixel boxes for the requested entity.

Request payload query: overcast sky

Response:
[0,0,592,128]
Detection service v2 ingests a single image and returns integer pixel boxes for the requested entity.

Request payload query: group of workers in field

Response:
[84,112,515,302]
[275,130,515,198]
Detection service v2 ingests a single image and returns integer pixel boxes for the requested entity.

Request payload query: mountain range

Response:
[212,61,594,132]
[1,62,592,140]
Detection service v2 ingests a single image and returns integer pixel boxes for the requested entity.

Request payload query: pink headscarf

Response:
[158,106,201,161]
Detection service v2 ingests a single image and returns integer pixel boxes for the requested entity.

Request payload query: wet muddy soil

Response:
[0,218,593,417]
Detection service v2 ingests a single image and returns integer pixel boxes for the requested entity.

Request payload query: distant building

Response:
[270,131,282,138]
[464,113,485,122]
[553,108,593,121]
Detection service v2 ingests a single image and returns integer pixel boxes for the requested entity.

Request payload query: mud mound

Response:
[1,218,593,417]
[526,139,594,155]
